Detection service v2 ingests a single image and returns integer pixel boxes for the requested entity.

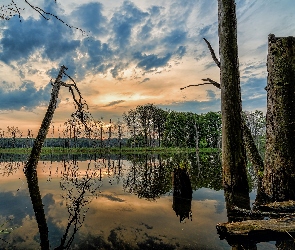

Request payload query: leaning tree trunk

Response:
[263,35,295,202]
[24,65,67,250]
[218,0,249,208]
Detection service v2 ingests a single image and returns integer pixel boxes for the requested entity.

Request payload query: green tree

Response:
[162,111,198,148]
[123,104,168,147]
[198,112,222,149]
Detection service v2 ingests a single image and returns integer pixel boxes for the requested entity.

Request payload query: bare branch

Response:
[203,38,220,68]
[201,78,221,89]
[24,0,50,20]
[63,72,77,85]
[180,78,221,90]
[180,83,214,90]
[60,81,75,87]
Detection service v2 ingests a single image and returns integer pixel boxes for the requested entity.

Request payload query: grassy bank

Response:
[0,147,219,155]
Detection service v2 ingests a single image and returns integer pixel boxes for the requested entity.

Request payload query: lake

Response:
[0,152,277,249]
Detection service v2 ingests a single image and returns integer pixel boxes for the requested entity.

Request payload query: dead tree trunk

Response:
[218,0,249,206]
[24,65,67,250]
[25,65,67,173]
[263,35,295,202]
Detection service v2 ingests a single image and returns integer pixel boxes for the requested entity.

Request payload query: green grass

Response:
[0,146,219,155]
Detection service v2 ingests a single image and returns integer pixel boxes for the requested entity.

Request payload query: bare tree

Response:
[24,65,93,250]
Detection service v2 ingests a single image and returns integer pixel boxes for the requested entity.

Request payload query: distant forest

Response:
[0,104,265,150]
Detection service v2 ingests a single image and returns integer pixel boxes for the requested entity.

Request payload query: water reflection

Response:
[172,168,192,222]
[24,161,50,249]
[0,151,234,249]
[56,160,101,249]
[123,154,172,200]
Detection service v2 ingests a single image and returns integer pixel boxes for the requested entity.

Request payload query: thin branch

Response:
[203,38,220,68]
[24,0,49,20]
[22,0,87,35]
[180,82,214,90]
[11,0,20,20]
[180,78,220,90]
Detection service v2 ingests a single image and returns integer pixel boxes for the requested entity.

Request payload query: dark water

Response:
[0,152,276,249]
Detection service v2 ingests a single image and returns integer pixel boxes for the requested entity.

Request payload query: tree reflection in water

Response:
[172,167,192,222]
[56,159,101,249]
[123,154,172,200]
[0,151,227,249]
[24,158,102,250]
[123,151,223,224]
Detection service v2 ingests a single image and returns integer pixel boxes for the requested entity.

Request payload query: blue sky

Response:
[0,0,294,132]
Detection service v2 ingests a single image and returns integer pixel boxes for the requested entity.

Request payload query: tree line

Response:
[123,103,265,151]
[0,104,265,151]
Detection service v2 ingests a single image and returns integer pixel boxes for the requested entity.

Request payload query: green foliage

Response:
[162,110,222,149]
[198,111,222,148]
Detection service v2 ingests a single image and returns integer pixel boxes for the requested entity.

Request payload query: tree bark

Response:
[263,35,295,202]
[218,0,249,206]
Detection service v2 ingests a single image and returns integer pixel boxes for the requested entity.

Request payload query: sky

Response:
[0,0,294,134]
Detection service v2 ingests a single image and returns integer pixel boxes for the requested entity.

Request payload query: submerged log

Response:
[217,217,295,245]
[218,200,295,246]
[256,200,295,213]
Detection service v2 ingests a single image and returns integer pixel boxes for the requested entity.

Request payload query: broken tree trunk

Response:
[263,35,295,202]
[218,0,249,206]
[24,65,67,250]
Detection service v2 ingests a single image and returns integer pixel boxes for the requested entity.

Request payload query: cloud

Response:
[159,99,221,114]
[103,100,125,107]
[241,77,267,111]
[162,29,187,47]
[206,90,216,100]
[73,2,107,36]
[174,46,186,59]
[0,0,192,84]
[0,190,34,224]
[0,14,80,63]
[2,0,291,118]
[0,80,51,110]
[139,78,150,83]
[110,1,148,48]
[134,52,172,71]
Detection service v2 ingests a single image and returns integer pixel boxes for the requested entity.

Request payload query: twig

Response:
[285,230,295,241]
[203,38,220,68]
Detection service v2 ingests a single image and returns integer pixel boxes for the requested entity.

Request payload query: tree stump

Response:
[263,35,295,202]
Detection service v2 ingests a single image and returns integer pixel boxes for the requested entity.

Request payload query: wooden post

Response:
[263,35,295,202]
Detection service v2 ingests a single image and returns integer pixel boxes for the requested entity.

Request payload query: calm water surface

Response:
[0,153,276,249]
